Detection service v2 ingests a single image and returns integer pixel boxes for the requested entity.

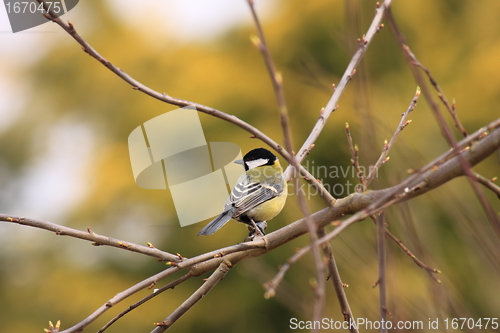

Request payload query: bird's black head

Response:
[242,148,277,171]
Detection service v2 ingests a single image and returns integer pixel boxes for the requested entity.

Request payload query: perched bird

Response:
[197,148,287,237]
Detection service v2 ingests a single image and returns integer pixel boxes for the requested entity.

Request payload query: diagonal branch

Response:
[375,213,388,333]
[365,86,421,187]
[284,0,394,180]
[14,235,267,333]
[318,229,358,333]
[247,0,293,154]
[258,122,500,281]
[98,273,192,333]
[385,9,500,237]
[35,0,332,206]
[397,44,468,138]
[0,214,179,262]
[345,122,365,190]
[472,172,500,199]
[151,261,232,332]
[5,120,499,333]
[247,1,327,325]
[319,120,500,247]
[385,229,441,283]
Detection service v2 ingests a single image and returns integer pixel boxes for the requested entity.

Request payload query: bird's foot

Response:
[245,221,267,241]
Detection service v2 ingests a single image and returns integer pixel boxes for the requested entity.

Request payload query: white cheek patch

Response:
[245,158,269,170]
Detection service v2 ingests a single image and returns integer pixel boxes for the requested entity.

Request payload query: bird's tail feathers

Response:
[197,210,232,236]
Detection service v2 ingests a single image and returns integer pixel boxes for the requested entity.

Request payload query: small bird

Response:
[197,148,287,237]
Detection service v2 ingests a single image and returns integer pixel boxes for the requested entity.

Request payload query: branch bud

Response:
[403,119,412,128]
[250,34,262,49]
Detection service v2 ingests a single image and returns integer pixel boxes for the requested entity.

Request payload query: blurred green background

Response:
[0,0,499,332]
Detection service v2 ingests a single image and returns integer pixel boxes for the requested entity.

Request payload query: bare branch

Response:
[34,1,332,206]
[271,122,500,272]
[151,261,232,332]
[375,213,388,332]
[263,240,310,299]
[5,120,498,333]
[385,229,441,283]
[320,120,500,245]
[317,229,358,333]
[98,273,192,333]
[365,86,421,187]
[298,201,326,330]
[285,0,394,180]
[247,0,293,155]
[44,320,61,333]
[397,44,468,138]
[345,122,365,189]
[34,238,267,333]
[11,3,497,333]
[248,3,328,325]
[0,214,179,262]
[385,9,500,237]
[472,173,500,199]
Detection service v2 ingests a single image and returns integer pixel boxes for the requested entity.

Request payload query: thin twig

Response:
[301,207,326,330]
[365,86,421,187]
[15,3,499,332]
[400,46,468,138]
[345,122,365,190]
[98,273,192,333]
[247,0,293,155]
[385,229,441,283]
[472,173,500,199]
[284,0,394,180]
[43,238,267,333]
[0,214,179,262]
[270,122,500,274]
[151,261,232,332]
[7,119,498,333]
[385,9,500,237]
[6,121,500,333]
[35,1,333,207]
[322,120,500,246]
[375,213,388,333]
[317,229,358,333]
[264,243,310,298]
[248,1,327,325]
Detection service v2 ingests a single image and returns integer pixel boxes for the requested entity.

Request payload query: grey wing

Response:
[230,176,284,219]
